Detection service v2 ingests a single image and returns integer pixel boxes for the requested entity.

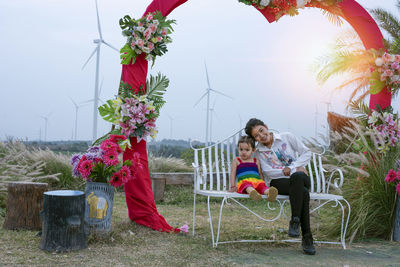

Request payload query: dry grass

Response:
[1,186,400,266]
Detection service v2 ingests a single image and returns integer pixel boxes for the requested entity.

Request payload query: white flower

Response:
[259,0,270,7]
[391,75,400,82]
[296,0,311,8]
[375,57,384,67]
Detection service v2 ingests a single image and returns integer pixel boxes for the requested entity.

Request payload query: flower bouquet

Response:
[238,0,343,21]
[71,135,142,187]
[97,73,168,143]
[119,11,175,66]
[367,108,400,152]
[370,51,400,96]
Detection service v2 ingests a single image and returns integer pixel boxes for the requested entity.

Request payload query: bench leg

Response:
[339,199,351,249]
[215,197,228,247]
[192,191,197,236]
[207,196,216,247]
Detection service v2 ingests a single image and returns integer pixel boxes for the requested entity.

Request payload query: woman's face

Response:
[251,125,272,146]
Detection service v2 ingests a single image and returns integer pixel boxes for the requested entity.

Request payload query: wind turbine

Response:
[69,97,89,140]
[167,114,174,139]
[194,61,233,146]
[209,99,220,143]
[82,0,118,142]
[40,112,52,142]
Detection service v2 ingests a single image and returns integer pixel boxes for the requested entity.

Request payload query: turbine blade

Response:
[69,97,78,107]
[81,99,94,104]
[102,40,119,52]
[193,92,208,107]
[204,61,211,89]
[82,47,98,70]
[95,0,103,40]
[210,89,233,99]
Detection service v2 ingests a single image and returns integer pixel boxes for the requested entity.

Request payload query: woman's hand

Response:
[283,167,291,176]
[296,166,308,175]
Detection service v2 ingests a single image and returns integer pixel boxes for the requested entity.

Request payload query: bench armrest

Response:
[326,168,344,194]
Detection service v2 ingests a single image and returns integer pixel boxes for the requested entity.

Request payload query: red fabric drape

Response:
[122,0,187,232]
[254,0,392,110]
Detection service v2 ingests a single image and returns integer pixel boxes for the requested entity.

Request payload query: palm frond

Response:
[370,8,400,40]
[348,101,370,121]
[320,8,343,27]
[390,35,400,54]
[146,73,169,98]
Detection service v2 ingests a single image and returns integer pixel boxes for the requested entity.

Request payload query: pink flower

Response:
[394,55,400,62]
[119,166,132,184]
[178,223,189,233]
[392,62,400,70]
[146,13,153,21]
[148,23,157,32]
[103,150,119,166]
[78,159,93,179]
[157,36,162,42]
[385,169,397,183]
[147,42,154,51]
[383,52,394,63]
[130,41,135,48]
[100,140,119,153]
[136,39,144,48]
[110,172,123,187]
[397,183,400,196]
[144,28,152,40]
[109,135,126,143]
[161,28,168,36]
[138,21,144,27]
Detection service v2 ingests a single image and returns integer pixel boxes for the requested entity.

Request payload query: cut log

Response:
[151,176,166,201]
[39,190,87,252]
[3,181,48,230]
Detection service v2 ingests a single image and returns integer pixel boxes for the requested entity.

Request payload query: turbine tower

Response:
[69,97,89,140]
[194,61,233,146]
[82,0,118,142]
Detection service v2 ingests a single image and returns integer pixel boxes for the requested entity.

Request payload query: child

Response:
[229,136,278,202]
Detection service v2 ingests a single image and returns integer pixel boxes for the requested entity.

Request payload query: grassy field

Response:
[1,185,400,266]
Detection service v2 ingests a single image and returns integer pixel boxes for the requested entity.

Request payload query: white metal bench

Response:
[191,129,350,249]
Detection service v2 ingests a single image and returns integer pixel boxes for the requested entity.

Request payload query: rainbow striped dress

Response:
[236,157,267,194]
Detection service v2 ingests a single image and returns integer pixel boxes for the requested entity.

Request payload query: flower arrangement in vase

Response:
[71,135,142,187]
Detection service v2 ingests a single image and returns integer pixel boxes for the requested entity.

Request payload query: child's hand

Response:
[228,186,237,192]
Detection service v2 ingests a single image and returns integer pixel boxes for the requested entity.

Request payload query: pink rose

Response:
[383,52,394,63]
[394,55,400,62]
[147,42,154,51]
[149,23,157,32]
[130,41,135,48]
[391,62,399,70]
[136,39,144,48]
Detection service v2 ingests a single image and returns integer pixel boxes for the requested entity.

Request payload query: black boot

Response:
[288,216,300,237]
[302,233,316,255]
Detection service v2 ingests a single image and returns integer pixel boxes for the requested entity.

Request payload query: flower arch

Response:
[121,0,392,232]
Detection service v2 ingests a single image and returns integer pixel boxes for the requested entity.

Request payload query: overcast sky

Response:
[0,0,398,143]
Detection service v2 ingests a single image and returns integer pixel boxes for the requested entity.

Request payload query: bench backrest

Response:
[191,129,328,194]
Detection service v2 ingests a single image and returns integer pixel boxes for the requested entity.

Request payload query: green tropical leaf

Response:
[369,70,386,95]
[92,128,122,146]
[390,35,400,54]
[120,43,136,65]
[98,100,117,123]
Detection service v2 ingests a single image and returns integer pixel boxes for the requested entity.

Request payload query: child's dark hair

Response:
[238,136,255,149]
[245,118,265,137]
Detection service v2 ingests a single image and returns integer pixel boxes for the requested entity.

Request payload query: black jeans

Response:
[270,171,311,235]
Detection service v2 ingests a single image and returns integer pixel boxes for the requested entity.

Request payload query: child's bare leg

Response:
[246,186,262,201]
[264,186,278,202]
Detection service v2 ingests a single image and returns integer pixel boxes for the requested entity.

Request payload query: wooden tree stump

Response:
[39,190,87,252]
[151,176,166,201]
[3,182,48,230]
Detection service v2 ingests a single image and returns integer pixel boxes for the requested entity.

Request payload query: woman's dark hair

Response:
[238,135,255,149]
[245,118,265,137]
